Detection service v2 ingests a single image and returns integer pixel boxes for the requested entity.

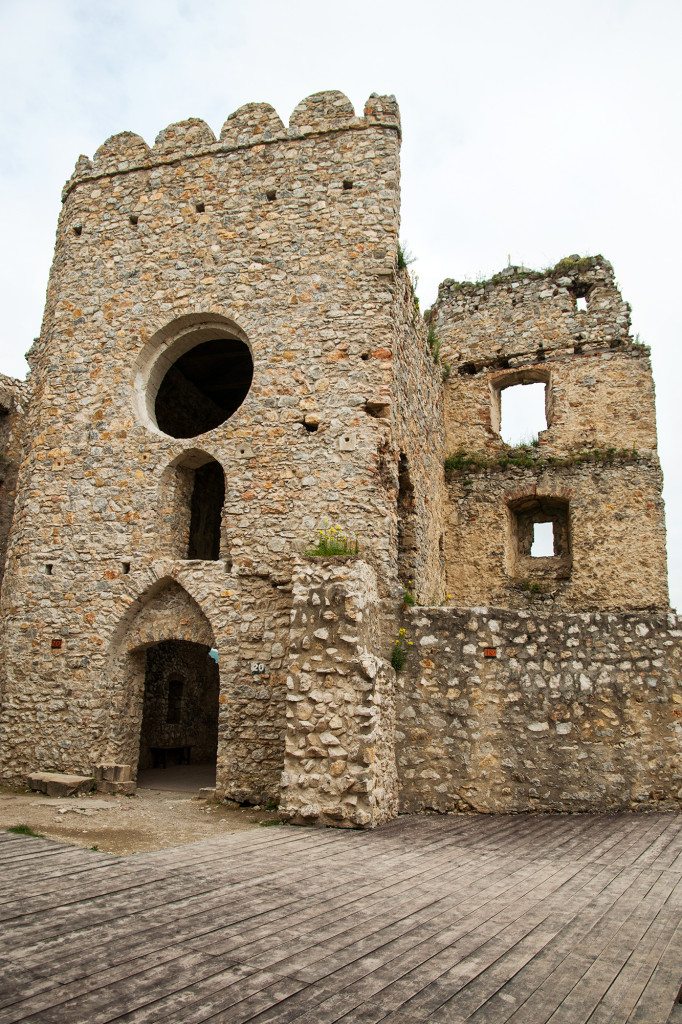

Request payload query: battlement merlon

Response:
[61,91,401,199]
[429,255,636,368]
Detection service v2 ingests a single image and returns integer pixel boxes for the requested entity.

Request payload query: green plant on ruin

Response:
[7,824,43,837]
[305,522,360,559]
[444,450,490,474]
[402,585,416,607]
[551,254,602,277]
[426,326,442,364]
[443,255,605,294]
[397,242,415,271]
[390,627,412,672]
[517,579,545,595]
[444,446,642,479]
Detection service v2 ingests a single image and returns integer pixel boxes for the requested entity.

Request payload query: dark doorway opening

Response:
[137,639,219,792]
[155,337,254,438]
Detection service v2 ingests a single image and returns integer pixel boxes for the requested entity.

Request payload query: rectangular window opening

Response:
[531,521,555,558]
[576,295,588,312]
[499,380,547,446]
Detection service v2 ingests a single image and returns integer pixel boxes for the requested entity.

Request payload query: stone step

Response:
[96,780,136,796]
[28,772,95,798]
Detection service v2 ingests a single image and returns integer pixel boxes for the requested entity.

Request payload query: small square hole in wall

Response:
[129,214,139,226]
[507,495,571,581]
[122,561,131,574]
[531,521,554,557]
[576,295,588,312]
[73,224,82,236]
[44,563,53,575]
[266,190,277,202]
[195,201,205,213]
[343,179,353,190]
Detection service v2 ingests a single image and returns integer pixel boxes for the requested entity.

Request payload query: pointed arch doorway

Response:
[136,639,220,792]
[105,577,222,794]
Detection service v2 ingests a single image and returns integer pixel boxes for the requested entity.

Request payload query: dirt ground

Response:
[0,784,281,855]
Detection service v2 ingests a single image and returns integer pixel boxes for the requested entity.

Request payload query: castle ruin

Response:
[0,91,679,826]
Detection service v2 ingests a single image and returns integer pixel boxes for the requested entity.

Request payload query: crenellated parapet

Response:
[62,91,400,199]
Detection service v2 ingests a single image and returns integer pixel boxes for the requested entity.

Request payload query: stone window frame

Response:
[489,366,553,442]
[133,313,253,438]
[506,493,572,581]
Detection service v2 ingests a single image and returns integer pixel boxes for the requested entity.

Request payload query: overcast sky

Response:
[1,0,680,607]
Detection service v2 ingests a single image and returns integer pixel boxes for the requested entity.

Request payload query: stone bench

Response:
[28,772,95,798]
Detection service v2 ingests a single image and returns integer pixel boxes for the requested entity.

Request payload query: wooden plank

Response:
[0,812,678,1024]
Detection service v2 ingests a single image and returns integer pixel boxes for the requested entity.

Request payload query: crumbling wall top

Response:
[430,255,634,367]
[0,373,28,416]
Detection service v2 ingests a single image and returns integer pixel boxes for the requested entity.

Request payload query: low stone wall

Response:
[396,605,681,813]
[280,559,398,828]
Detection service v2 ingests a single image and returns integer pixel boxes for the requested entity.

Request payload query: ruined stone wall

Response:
[396,605,681,813]
[0,558,292,802]
[0,92,415,793]
[281,559,398,828]
[430,257,669,612]
[443,459,668,611]
[0,374,28,593]
[390,271,446,605]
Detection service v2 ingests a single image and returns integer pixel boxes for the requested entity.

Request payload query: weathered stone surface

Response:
[397,605,681,813]
[430,258,669,612]
[280,559,398,828]
[28,772,95,797]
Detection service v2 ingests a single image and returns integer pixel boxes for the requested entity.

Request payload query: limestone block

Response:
[28,773,95,798]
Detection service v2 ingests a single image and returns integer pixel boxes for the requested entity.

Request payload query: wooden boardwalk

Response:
[0,813,680,1023]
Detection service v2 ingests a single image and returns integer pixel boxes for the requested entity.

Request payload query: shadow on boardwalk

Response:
[0,812,680,1023]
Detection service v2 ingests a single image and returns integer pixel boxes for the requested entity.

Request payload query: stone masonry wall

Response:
[396,605,681,813]
[391,271,446,606]
[0,374,28,592]
[0,92,415,792]
[0,557,292,804]
[281,558,398,828]
[430,257,669,613]
[443,459,668,611]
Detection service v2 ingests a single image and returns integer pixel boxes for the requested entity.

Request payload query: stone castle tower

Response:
[0,91,678,826]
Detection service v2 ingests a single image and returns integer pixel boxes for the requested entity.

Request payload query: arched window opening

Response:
[164,452,226,563]
[187,459,225,561]
[154,336,253,438]
[397,453,418,586]
[507,495,571,581]
[491,368,551,446]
